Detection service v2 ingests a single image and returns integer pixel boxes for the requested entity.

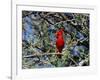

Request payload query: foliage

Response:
[22,11,89,69]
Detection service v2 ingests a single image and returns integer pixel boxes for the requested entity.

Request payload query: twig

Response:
[68,55,79,66]
[39,13,54,25]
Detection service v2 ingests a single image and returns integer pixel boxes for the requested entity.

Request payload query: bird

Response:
[55,28,65,58]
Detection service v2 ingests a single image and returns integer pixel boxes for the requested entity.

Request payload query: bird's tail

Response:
[56,54,62,58]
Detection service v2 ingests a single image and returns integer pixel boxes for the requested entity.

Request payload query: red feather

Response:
[55,28,64,58]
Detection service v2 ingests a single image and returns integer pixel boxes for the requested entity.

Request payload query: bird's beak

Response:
[55,32,57,36]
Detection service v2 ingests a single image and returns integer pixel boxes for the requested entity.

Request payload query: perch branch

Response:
[23,52,65,58]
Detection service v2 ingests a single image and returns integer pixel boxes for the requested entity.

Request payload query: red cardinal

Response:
[55,28,64,58]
